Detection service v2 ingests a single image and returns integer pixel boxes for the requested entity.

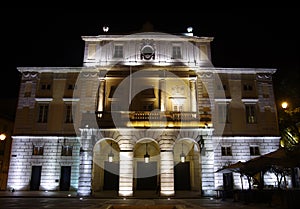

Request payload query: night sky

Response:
[1,8,299,117]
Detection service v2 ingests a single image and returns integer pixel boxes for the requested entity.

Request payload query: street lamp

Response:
[0,133,6,141]
[180,143,185,163]
[281,101,288,109]
[108,142,114,162]
[144,143,150,163]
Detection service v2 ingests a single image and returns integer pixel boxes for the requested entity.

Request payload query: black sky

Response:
[1,8,299,109]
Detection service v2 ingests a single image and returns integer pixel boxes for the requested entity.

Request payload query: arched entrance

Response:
[133,139,160,192]
[174,139,201,192]
[92,139,120,192]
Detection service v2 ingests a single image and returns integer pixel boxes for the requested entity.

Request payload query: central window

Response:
[172,45,182,59]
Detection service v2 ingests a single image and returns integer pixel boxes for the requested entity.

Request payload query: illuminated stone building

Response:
[7,29,280,196]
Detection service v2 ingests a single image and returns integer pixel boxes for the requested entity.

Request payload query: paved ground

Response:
[0,191,276,209]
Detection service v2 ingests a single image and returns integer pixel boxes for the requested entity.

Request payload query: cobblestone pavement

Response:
[0,192,273,209]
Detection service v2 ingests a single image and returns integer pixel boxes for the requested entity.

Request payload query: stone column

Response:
[77,129,93,196]
[97,78,105,117]
[159,137,174,196]
[160,151,174,196]
[190,78,197,113]
[118,151,134,197]
[159,78,166,111]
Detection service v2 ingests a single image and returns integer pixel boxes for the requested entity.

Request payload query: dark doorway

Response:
[60,166,71,191]
[136,161,157,190]
[103,162,119,190]
[174,162,191,190]
[30,166,42,191]
[222,172,234,198]
[223,172,233,190]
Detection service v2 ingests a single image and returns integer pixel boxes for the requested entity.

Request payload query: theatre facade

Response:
[7,30,280,196]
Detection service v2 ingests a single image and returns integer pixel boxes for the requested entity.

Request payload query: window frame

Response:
[37,103,49,123]
[221,146,232,156]
[113,44,124,58]
[32,145,44,155]
[61,145,73,156]
[64,104,73,123]
[250,146,260,156]
[172,44,182,59]
[245,104,257,124]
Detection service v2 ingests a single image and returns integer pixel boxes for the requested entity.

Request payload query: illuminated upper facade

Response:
[7,29,280,197]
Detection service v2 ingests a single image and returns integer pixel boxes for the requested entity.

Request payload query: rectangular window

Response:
[113,45,123,58]
[61,145,73,156]
[172,46,182,59]
[250,146,260,156]
[243,84,253,91]
[218,103,229,123]
[65,104,73,123]
[245,104,256,124]
[38,104,49,123]
[221,146,232,156]
[173,105,183,112]
[40,83,51,90]
[33,146,44,155]
[67,83,75,90]
[143,103,154,111]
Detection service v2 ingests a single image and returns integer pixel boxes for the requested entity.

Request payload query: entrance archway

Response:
[174,139,201,192]
[133,139,160,192]
[92,139,120,192]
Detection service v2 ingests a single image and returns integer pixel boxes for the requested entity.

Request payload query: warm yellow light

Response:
[0,134,6,141]
[180,154,185,163]
[108,152,114,162]
[281,102,288,109]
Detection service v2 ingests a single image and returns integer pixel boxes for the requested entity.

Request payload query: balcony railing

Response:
[82,111,211,128]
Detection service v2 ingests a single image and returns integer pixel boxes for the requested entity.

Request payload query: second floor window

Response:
[33,146,44,155]
[243,84,253,91]
[62,145,73,156]
[172,46,182,59]
[245,104,257,124]
[218,103,229,123]
[221,146,232,156]
[113,45,123,58]
[38,104,49,123]
[40,83,51,90]
[65,104,73,123]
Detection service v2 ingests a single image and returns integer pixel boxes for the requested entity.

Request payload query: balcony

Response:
[82,111,211,128]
